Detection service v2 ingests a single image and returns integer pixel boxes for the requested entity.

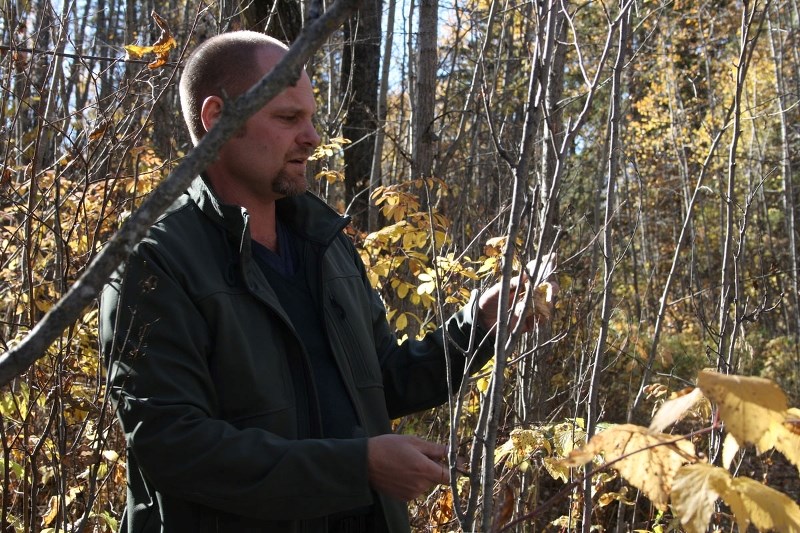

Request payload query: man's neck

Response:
[205,173,281,252]
[249,206,279,252]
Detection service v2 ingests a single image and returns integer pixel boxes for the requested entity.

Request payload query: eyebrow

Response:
[270,103,316,116]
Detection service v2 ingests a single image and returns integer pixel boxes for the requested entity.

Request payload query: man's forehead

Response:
[266,83,316,110]
[254,46,287,72]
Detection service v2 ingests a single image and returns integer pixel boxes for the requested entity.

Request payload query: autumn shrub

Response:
[360,178,488,340]
[0,144,165,532]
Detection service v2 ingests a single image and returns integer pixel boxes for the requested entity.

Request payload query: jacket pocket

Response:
[324,293,383,389]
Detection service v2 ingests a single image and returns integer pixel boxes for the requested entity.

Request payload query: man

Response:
[100,31,552,533]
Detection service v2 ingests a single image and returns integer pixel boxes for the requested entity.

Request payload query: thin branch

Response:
[0,44,170,66]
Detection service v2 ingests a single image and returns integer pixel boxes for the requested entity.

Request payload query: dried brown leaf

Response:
[561,424,696,509]
[123,11,177,69]
[429,488,454,528]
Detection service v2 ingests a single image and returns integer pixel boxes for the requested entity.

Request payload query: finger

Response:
[415,438,447,461]
[507,272,530,291]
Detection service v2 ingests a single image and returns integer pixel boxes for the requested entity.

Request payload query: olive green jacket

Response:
[100,177,493,532]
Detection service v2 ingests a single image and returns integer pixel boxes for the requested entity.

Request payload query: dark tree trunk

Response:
[340,0,382,229]
[242,0,304,42]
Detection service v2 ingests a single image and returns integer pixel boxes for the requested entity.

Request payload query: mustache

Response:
[287,149,314,161]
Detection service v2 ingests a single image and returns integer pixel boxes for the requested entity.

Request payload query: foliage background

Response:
[1,0,799,531]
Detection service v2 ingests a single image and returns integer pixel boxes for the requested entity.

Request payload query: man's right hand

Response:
[367,434,449,501]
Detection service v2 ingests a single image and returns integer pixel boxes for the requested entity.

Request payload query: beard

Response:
[271,149,313,197]
[271,167,309,197]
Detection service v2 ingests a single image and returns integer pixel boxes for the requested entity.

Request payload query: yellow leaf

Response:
[41,495,59,526]
[396,282,409,299]
[598,488,634,507]
[430,488,454,526]
[433,230,448,247]
[102,449,119,462]
[542,456,570,482]
[417,280,436,295]
[552,420,586,456]
[671,464,731,533]
[648,387,705,433]
[773,411,800,473]
[495,429,549,469]
[721,432,740,470]
[561,424,696,509]
[476,256,498,275]
[697,370,787,453]
[123,43,148,59]
[124,11,177,69]
[723,476,800,533]
[396,313,408,331]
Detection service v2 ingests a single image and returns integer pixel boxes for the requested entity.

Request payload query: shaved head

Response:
[179,31,289,145]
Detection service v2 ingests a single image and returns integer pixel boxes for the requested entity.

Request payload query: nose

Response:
[299,119,321,149]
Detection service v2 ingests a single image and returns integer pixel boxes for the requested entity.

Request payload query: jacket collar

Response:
[188,175,351,247]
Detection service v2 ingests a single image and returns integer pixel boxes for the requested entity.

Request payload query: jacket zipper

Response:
[317,251,370,431]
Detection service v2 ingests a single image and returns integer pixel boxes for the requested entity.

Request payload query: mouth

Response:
[287,154,310,166]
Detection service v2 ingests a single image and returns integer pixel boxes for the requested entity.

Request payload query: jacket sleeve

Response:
[344,238,496,418]
[100,242,374,521]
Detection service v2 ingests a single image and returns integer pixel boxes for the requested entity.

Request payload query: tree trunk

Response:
[340,0,382,228]
[412,0,437,191]
[368,0,396,232]
[242,0,304,42]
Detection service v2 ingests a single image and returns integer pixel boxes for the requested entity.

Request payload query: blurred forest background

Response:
[1,0,799,531]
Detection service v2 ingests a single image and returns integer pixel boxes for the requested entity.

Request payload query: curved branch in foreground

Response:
[0,0,360,387]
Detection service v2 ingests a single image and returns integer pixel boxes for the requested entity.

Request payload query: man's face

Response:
[208,48,321,205]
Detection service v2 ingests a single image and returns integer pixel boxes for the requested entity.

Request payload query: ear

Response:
[200,96,224,134]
